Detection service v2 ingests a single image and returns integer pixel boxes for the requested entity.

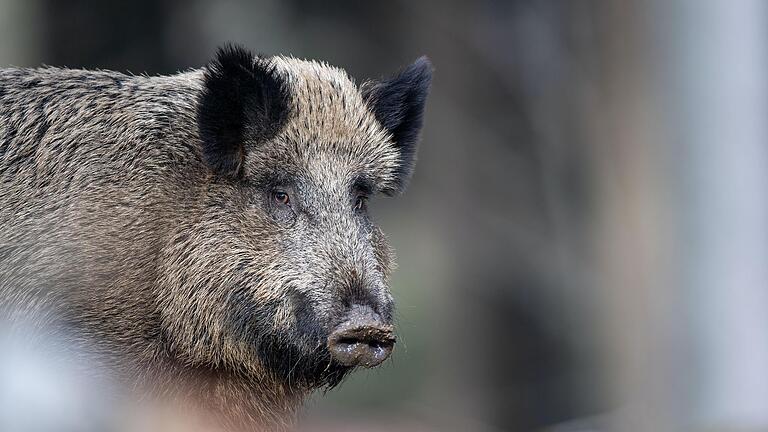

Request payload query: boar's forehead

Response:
[242,57,401,189]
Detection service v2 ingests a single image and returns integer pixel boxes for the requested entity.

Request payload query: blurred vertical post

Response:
[596,0,768,431]
[591,1,678,430]
[656,0,768,429]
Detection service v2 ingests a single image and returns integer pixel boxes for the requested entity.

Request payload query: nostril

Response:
[337,337,358,346]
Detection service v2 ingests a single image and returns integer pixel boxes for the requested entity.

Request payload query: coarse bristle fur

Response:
[0,44,432,430]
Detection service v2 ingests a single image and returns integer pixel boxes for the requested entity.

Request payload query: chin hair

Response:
[256,332,352,389]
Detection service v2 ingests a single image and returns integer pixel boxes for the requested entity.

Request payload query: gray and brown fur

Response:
[0,45,432,430]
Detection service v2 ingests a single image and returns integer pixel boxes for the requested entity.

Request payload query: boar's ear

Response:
[361,57,433,193]
[198,45,290,178]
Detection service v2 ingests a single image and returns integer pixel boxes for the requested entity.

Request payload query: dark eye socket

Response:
[273,191,290,205]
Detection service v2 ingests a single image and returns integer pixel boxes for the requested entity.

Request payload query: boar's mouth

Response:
[225,289,352,388]
[226,287,394,388]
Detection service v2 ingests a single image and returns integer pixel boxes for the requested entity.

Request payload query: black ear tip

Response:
[210,43,257,73]
[405,56,434,87]
[216,43,250,57]
[413,55,433,71]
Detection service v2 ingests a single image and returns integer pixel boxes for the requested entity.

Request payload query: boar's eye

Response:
[352,177,373,212]
[354,195,368,212]
[273,191,290,205]
[266,188,296,228]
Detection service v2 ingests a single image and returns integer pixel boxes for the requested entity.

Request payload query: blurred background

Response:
[1,1,767,431]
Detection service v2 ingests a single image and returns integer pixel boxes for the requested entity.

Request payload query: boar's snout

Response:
[327,305,395,368]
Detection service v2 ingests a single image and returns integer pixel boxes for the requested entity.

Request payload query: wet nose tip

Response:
[327,305,395,368]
